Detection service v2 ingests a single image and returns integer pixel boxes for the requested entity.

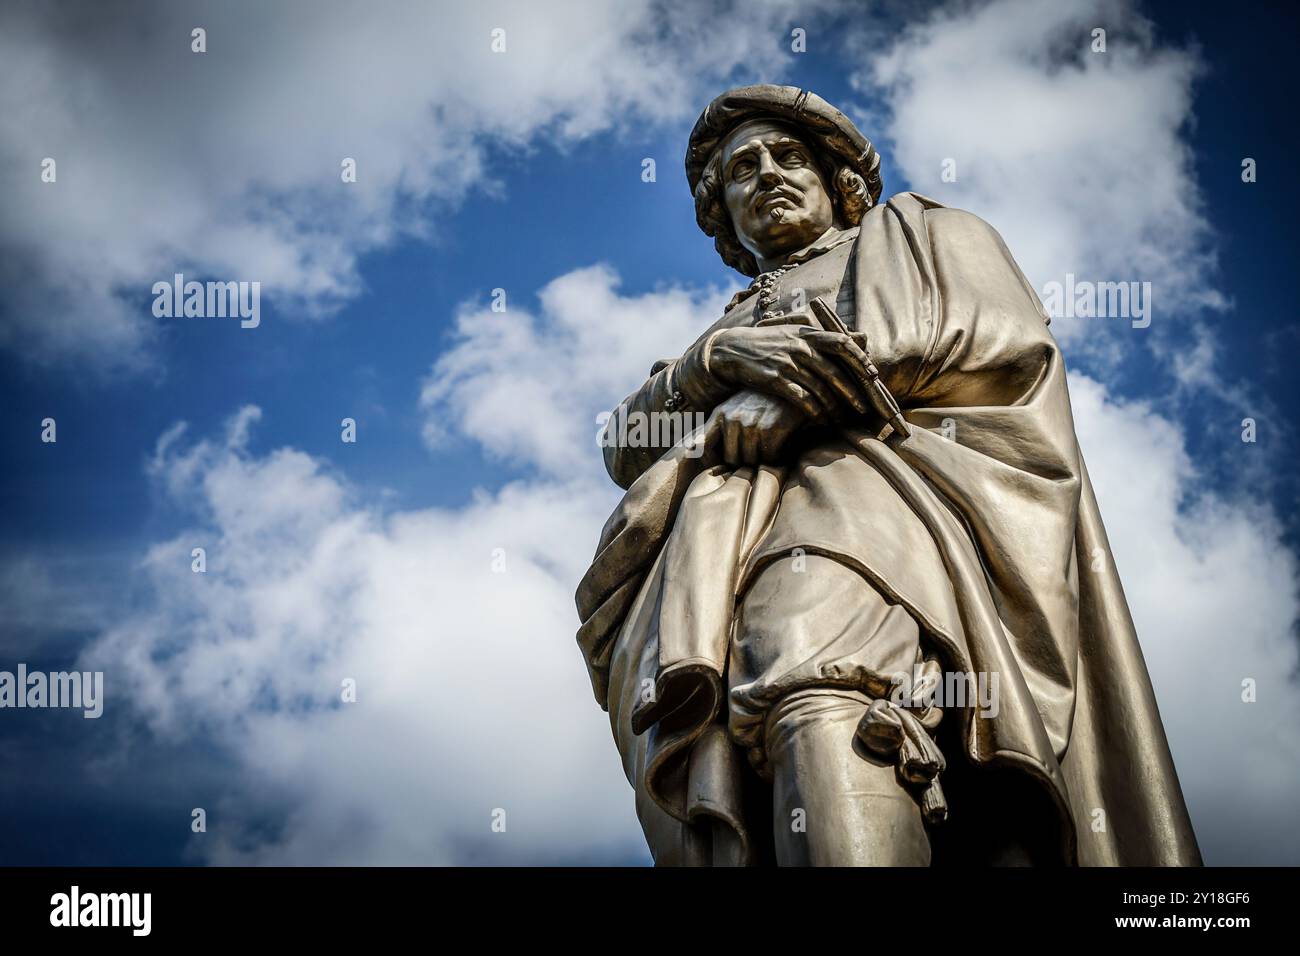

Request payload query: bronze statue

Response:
[576,85,1201,866]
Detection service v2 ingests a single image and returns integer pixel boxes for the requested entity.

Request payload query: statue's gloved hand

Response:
[707,323,871,421]
[709,389,803,466]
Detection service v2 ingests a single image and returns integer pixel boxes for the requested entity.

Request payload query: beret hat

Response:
[684,84,883,206]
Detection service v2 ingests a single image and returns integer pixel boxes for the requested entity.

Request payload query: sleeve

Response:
[904,206,1057,409]
[602,329,733,489]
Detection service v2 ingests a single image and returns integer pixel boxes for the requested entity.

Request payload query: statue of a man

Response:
[576,85,1201,866]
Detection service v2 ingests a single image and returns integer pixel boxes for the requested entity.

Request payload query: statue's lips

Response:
[755,192,800,214]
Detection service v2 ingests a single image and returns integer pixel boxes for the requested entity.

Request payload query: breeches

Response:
[732,553,932,866]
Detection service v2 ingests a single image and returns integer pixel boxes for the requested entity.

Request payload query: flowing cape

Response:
[575,193,1201,866]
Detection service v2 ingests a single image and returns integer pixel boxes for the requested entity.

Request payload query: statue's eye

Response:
[731,159,755,181]
[778,148,807,166]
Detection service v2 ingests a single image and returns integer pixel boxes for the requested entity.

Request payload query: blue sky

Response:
[1,0,1298,866]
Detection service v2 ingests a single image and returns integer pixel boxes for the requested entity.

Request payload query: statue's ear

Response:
[831,167,871,227]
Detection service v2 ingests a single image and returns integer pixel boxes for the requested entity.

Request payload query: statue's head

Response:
[687,86,883,277]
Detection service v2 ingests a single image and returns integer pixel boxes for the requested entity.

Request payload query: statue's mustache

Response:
[753,186,802,215]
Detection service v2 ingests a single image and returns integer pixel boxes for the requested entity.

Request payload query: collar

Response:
[726,226,861,311]
[782,225,860,267]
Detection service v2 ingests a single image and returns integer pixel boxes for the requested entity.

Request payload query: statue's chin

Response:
[743,222,824,264]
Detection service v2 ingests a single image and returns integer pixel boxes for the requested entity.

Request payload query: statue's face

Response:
[719,118,836,266]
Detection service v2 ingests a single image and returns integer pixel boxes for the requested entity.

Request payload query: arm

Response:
[603,310,891,487]
[601,331,732,489]
[901,207,1057,409]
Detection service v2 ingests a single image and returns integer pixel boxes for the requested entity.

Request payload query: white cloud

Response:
[0,0,809,371]
[86,407,646,864]
[851,0,1225,349]
[80,267,733,864]
[1069,374,1300,864]
[420,264,738,476]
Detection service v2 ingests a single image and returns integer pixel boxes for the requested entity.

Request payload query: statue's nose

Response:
[757,151,782,188]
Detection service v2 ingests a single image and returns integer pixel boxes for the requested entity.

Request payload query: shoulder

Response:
[877,192,1028,281]
[880,192,1011,251]
[880,193,1050,329]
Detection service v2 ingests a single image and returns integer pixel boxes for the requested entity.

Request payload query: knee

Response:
[765,690,931,866]
[764,689,871,767]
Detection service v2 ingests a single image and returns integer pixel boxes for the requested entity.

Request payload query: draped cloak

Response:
[575,192,1202,866]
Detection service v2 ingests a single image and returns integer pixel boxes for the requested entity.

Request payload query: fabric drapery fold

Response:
[578,192,1201,866]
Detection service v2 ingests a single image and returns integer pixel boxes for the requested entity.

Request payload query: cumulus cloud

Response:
[850,0,1224,350]
[1069,374,1300,865]
[420,264,738,476]
[85,406,644,864]
[0,0,809,371]
[79,266,735,864]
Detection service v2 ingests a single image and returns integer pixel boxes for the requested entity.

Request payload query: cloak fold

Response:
[576,193,1201,866]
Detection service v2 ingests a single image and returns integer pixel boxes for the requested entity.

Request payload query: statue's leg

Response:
[766,689,930,866]
[730,553,935,866]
